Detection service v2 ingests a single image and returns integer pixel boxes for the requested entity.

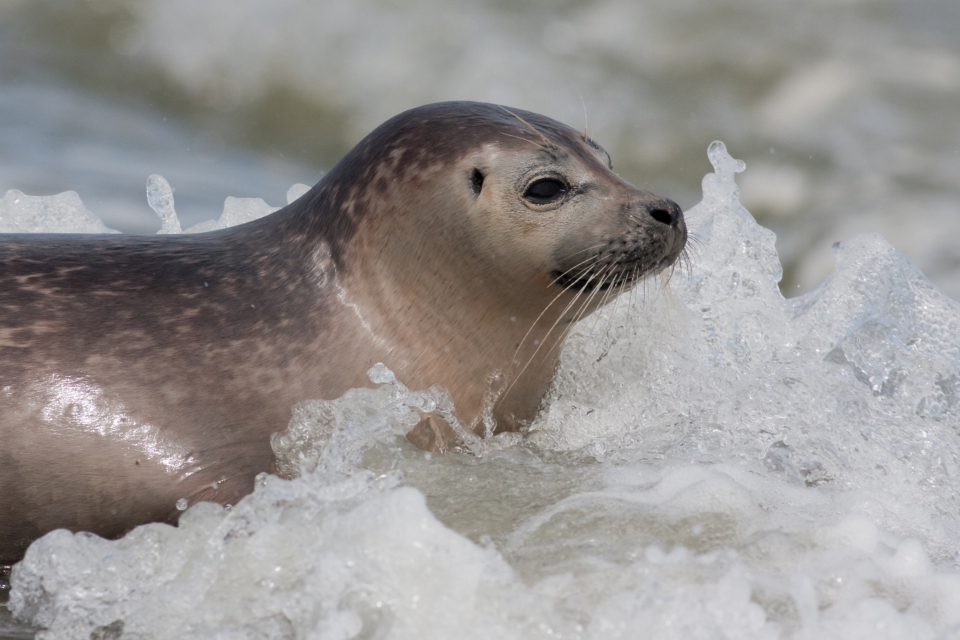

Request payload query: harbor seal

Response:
[0,101,686,562]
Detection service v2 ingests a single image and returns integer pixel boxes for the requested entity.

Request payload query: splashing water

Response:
[6,144,960,639]
[146,173,308,234]
[146,174,182,234]
[0,190,118,234]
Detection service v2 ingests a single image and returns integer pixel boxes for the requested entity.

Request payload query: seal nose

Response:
[647,199,684,227]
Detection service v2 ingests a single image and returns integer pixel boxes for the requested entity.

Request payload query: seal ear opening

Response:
[469,169,484,197]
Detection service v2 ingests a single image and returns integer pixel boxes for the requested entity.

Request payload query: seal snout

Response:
[551,193,687,294]
[635,196,687,265]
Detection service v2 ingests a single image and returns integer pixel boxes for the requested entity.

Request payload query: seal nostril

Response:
[470,169,484,197]
[649,208,673,225]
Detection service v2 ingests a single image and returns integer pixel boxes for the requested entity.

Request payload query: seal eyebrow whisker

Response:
[497,130,547,149]
[499,105,556,149]
[578,91,590,143]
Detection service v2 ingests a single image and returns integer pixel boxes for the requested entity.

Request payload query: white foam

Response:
[11,469,575,639]
[0,175,284,239]
[181,196,278,234]
[0,189,118,234]
[147,174,181,234]
[285,183,311,204]
[145,173,281,234]
[9,144,960,639]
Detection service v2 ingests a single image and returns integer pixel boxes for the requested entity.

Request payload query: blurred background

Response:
[1,0,958,299]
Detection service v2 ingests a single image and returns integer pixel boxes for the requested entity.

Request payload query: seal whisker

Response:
[499,106,556,149]
[541,261,623,374]
[626,265,641,327]
[545,258,621,362]
[554,244,607,271]
[578,92,590,143]
[547,248,607,288]
[508,244,623,386]
[599,268,632,341]
[535,266,609,372]
[670,251,688,282]
[567,260,615,332]
[511,252,606,366]
[554,241,609,265]
[667,241,693,285]
[633,263,647,315]
[680,233,704,279]
[584,261,623,337]
[658,267,677,309]
[503,264,610,401]
[510,284,578,363]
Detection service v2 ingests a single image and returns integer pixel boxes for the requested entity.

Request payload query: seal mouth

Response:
[551,234,685,293]
[551,259,665,292]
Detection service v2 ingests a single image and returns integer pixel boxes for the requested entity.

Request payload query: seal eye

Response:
[523,178,567,205]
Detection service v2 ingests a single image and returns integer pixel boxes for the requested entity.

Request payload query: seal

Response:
[0,101,686,562]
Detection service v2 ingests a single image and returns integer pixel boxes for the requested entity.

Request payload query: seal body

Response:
[0,101,686,562]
